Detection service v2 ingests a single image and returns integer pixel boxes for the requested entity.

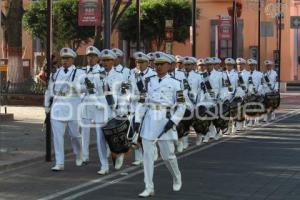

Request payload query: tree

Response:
[23,0,133,51]
[1,0,24,83]
[23,0,95,52]
[118,0,192,51]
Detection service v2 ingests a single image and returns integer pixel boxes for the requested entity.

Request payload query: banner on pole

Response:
[78,0,101,26]
[218,16,232,40]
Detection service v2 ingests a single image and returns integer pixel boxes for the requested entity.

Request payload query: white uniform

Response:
[235,70,249,131]
[170,69,191,150]
[114,64,131,81]
[80,64,112,171]
[263,69,278,121]
[247,70,264,126]
[220,69,238,101]
[203,69,223,140]
[129,67,157,163]
[44,65,84,166]
[135,74,185,191]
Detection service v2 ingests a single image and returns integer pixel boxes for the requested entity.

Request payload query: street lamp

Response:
[258,0,261,70]
[136,0,140,51]
[192,0,196,56]
[231,0,237,59]
[45,0,53,162]
[103,0,111,49]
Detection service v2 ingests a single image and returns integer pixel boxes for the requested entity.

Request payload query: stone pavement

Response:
[0,93,299,172]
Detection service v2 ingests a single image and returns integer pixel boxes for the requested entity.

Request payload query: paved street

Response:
[0,104,300,200]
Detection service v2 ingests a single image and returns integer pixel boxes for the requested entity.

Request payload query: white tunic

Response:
[263,69,279,93]
[45,65,85,121]
[135,74,186,141]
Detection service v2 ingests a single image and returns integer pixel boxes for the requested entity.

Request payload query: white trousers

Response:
[81,119,109,170]
[134,147,143,162]
[51,119,82,165]
[142,139,181,190]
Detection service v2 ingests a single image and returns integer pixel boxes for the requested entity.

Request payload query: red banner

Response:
[218,16,232,40]
[78,0,101,26]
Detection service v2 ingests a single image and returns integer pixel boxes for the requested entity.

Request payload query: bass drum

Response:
[213,100,230,130]
[230,96,244,120]
[264,92,280,112]
[177,109,193,138]
[245,94,266,117]
[102,117,132,154]
[192,104,213,135]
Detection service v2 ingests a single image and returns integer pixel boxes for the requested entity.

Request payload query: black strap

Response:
[71,69,77,82]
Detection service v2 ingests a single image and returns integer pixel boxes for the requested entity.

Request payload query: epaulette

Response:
[81,66,87,71]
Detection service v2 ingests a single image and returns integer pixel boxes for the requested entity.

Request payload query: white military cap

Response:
[86,46,101,57]
[264,60,274,65]
[111,48,124,57]
[147,52,155,61]
[197,58,206,65]
[60,48,77,58]
[99,49,117,60]
[183,56,197,65]
[225,58,236,65]
[247,58,258,65]
[204,57,213,64]
[175,55,184,63]
[153,52,172,64]
[133,51,150,62]
[164,54,176,63]
[212,57,222,64]
[236,58,246,64]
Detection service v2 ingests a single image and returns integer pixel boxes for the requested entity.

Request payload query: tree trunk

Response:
[4,0,24,83]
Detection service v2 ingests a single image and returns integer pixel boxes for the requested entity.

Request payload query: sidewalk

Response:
[0,92,299,171]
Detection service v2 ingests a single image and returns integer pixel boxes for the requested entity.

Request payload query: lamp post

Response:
[103,0,111,49]
[258,0,261,70]
[136,0,141,51]
[192,0,196,56]
[46,0,52,162]
[278,0,282,83]
[231,0,237,59]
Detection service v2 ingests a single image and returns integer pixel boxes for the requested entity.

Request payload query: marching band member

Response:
[246,59,264,126]
[236,58,249,131]
[183,56,205,146]
[111,48,131,80]
[222,58,239,134]
[130,51,157,166]
[98,49,129,171]
[203,57,223,142]
[135,52,185,197]
[45,48,84,171]
[262,60,279,122]
[80,46,105,166]
[166,54,187,152]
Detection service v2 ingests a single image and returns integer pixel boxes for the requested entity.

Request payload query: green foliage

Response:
[118,0,192,50]
[23,0,95,51]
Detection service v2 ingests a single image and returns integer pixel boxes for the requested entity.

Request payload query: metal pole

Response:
[136,0,140,51]
[258,0,261,70]
[46,0,52,162]
[232,0,237,59]
[192,0,196,56]
[103,0,111,49]
[278,0,282,82]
